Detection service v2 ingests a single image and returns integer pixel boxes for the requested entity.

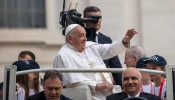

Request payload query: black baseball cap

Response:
[12,60,40,71]
[26,60,40,69]
[147,55,167,67]
[136,58,150,68]
[12,61,29,71]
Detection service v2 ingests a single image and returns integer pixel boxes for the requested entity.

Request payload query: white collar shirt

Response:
[128,92,140,98]
[95,31,99,42]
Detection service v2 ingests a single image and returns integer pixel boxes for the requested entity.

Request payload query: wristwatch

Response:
[122,40,128,44]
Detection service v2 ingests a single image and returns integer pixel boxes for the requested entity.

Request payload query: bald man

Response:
[106,68,161,100]
[53,24,137,100]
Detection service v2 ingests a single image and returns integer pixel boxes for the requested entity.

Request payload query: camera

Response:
[59,1,101,41]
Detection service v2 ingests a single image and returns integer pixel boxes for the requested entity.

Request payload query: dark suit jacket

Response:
[97,32,122,86]
[27,91,72,100]
[106,92,161,100]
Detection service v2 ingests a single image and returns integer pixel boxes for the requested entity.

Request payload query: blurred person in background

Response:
[18,51,44,95]
[18,51,35,61]
[146,55,167,100]
[13,61,30,100]
[13,60,42,100]
[26,60,43,96]
[136,58,154,94]
[124,45,146,68]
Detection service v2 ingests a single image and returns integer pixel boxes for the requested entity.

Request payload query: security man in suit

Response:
[106,67,161,100]
[83,6,123,87]
[27,70,71,100]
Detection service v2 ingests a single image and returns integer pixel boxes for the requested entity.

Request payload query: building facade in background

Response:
[0,0,175,81]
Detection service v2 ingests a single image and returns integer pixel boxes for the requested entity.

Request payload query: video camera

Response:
[59,0,101,41]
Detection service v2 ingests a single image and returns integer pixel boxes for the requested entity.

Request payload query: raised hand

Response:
[122,29,138,43]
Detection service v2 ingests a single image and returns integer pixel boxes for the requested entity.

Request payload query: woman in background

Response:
[18,51,43,96]
[26,60,43,96]
[13,60,43,100]
[13,61,29,100]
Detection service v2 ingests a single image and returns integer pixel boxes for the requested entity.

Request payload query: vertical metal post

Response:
[166,65,174,100]
[3,65,17,100]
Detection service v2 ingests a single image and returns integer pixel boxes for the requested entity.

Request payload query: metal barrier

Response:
[3,65,175,100]
[165,65,175,100]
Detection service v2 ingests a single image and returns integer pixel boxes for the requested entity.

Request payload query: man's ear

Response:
[141,79,143,86]
[134,56,139,66]
[61,82,63,88]
[135,56,139,62]
[67,35,72,43]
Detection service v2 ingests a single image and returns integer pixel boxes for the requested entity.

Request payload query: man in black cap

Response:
[146,55,167,100]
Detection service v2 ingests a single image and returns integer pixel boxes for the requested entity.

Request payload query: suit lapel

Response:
[119,92,128,100]
[59,95,66,100]
[40,91,47,100]
[139,92,147,99]
[59,95,63,100]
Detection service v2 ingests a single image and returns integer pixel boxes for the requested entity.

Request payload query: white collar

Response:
[96,31,99,35]
[47,99,59,100]
[67,42,98,50]
[128,92,140,98]
[66,43,79,51]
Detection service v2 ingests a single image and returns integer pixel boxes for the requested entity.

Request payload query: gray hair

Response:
[127,45,146,59]
[122,68,142,82]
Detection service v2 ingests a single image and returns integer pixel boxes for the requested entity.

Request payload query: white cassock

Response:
[53,39,127,100]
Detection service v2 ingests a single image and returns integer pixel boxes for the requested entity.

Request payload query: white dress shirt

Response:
[95,31,99,42]
[128,92,140,98]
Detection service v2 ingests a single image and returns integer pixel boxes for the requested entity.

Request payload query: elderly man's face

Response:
[124,51,137,68]
[122,68,142,96]
[69,26,87,52]
[44,77,63,100]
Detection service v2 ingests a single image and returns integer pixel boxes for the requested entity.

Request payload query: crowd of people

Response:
[0,6,168,100]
